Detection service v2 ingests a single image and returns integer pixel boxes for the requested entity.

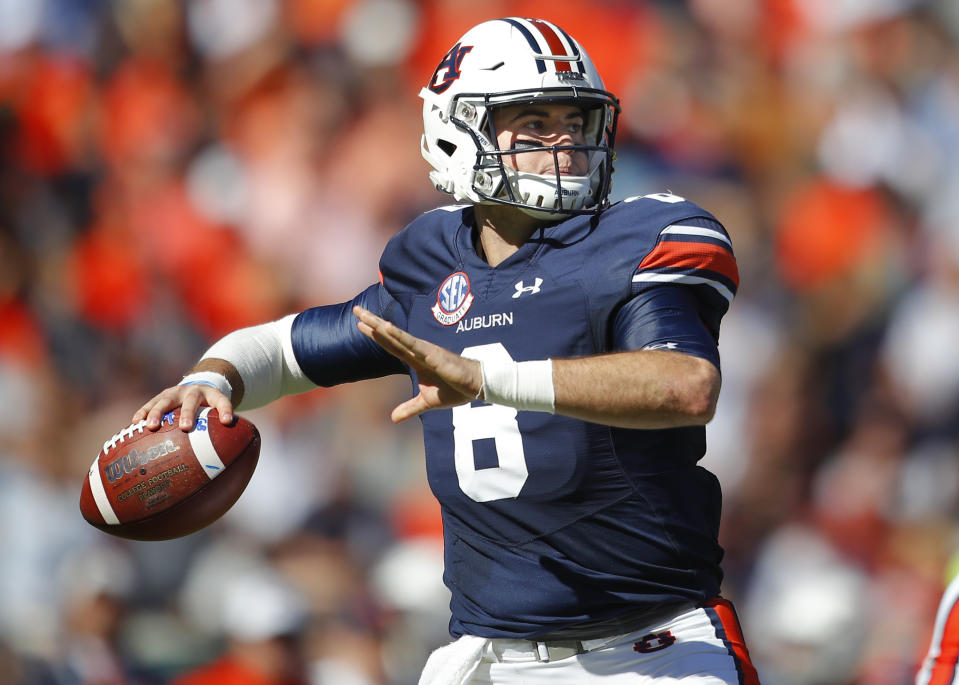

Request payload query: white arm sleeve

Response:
[202,313,318,410]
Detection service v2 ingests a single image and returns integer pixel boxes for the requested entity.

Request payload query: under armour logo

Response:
[642,342,679,351]
[513,278,543,298]
[633,631,676,653]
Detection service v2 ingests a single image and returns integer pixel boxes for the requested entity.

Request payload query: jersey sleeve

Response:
[607,212,738,367]
[612,285,721,367]
[629,215,738,340]
[290,283,408,387]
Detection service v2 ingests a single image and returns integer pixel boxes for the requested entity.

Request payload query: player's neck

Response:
[473,204,553,267]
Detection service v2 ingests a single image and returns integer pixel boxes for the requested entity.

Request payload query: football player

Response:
[135,17,757,685]
[916,571,959,685]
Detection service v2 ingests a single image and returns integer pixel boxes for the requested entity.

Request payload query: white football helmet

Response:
[420,17,620,217]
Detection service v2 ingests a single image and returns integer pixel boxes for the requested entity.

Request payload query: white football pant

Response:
[420,599,759,685]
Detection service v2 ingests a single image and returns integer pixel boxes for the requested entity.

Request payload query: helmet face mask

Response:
[420,19,620,218]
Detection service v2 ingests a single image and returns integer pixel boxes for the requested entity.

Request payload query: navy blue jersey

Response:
[290,193,739,639]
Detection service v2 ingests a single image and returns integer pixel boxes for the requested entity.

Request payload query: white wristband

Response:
[480,358,555,413]
[179,371,232,397]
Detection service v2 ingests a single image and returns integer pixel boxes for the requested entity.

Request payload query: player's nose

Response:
[554,148,587,175]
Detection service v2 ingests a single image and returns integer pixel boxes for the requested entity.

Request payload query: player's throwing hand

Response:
[132,383,234,432]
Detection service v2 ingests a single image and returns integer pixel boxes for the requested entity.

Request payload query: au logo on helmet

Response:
[432,272,474,325]
[428,43,473,94]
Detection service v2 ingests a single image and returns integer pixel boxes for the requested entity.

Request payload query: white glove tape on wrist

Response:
[480,358,555,413]
[201,313,315,410]
[179,371,232,396]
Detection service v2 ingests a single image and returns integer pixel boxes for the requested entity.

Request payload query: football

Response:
[79,407,260,541]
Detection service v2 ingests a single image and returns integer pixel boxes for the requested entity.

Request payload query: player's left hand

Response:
[353,306,482,422]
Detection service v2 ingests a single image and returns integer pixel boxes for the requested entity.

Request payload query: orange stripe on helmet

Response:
[527,18,572,72]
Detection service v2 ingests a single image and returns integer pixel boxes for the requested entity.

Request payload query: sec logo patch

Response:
[432,271,474,326]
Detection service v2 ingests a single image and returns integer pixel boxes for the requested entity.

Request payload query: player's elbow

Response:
[679,359,721,425]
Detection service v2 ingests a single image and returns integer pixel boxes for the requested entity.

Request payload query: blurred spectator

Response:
[53,544,143,685]
[743,523,871,685]
[170,567,312,685]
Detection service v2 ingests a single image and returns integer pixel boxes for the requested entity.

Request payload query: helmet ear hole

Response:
[437,139,457,157]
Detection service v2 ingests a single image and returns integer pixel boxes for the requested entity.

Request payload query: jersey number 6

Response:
[453,343,529,502]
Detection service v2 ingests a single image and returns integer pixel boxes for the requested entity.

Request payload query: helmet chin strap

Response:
[501,168,595,215]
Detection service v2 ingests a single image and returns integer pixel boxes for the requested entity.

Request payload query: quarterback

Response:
[136,17,758,685]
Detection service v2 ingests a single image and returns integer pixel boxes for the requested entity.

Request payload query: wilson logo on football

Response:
[104,440,181,484]
[432,271,474,325]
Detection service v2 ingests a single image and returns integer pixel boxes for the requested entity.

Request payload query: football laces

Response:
[102,421,148,455]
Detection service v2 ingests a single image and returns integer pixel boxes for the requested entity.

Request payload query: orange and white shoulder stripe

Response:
[917,576,959,685]
[633,223,739,304]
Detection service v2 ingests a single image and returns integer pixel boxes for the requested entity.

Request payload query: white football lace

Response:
[102,420,148,455]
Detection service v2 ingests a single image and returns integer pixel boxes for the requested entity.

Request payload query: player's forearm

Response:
[189,315,316,410]
[551,350,720,429]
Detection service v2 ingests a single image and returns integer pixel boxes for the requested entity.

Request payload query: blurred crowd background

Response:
[2,0,959,683]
